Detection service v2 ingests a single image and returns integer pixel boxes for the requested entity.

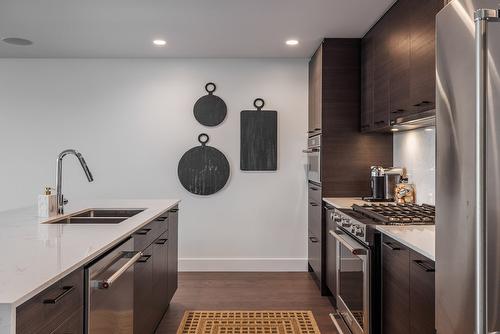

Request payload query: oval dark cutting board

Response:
[193,82,227,126]
[178,134,230,195]
[240,98,277,171]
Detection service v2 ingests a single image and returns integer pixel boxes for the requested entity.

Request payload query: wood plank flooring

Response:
[155,272,337,334]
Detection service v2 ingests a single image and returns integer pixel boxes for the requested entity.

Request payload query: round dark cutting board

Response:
[193,82,227,126]
[177,134,230,195]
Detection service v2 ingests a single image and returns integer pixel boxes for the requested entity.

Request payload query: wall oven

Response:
[304,135,321,184]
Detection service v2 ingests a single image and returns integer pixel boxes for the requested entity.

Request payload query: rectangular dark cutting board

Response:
[240,110,277,171]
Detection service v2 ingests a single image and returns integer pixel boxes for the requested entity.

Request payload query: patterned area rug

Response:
[177,311,321,334]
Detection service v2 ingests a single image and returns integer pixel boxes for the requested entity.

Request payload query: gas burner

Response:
[352,203,435,225]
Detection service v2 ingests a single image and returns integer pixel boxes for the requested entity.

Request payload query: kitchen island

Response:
[0,199,179,334]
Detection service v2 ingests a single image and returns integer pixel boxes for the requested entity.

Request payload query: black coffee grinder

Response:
[370,166,386,200]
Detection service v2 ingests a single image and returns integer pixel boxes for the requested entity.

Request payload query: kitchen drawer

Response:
[133,212,168,251]
[51,307,83,334]
[16,268,84,334]
[308,200,322,238]
[308,230,321,277]
[308,183,322,205]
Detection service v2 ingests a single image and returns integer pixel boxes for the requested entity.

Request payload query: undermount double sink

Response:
[46,209,145,224]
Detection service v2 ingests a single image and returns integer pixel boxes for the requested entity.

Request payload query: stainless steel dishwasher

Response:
[86,238,143,333]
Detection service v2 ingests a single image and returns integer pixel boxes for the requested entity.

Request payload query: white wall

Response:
[393,127,436,205]
[0,58,309,271]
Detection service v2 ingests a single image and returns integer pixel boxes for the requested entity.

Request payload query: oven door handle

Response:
[329,230,367,255]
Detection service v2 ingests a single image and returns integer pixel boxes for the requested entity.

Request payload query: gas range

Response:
[332,203,436,245]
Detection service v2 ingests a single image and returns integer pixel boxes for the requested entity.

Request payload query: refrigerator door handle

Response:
[474,8,500,334]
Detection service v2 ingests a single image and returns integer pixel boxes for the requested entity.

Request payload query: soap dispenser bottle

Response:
[38,187,57,217]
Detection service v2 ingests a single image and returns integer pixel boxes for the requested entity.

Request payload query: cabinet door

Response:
[361,31,374,132]
[167,208,179,302]
[134,245,156,334]
[308,230,321,277]
[409,251,435,334]
[382,236,410,334]
[308,45,322,135]
[152,234,169,326]
[372,19,391,129]
[389,0,411,122]
[325,210,337,300]
[409,0,442,113]
[50,308,83,334]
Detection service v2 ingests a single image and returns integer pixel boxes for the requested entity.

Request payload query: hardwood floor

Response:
[155,272,337,334]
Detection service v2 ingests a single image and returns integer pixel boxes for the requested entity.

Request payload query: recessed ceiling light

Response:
[153,39,167,46]
[2,37,33,46]
[286,39,299,46]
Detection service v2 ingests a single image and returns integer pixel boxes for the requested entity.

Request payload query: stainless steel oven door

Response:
[303,135,321,183]
[329,229,370,334]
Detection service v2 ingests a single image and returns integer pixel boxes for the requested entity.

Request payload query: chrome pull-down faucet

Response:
[56,149,94,214]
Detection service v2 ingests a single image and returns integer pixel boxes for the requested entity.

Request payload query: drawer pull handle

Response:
[43,286,75,304]
[155,238,168,245]
[309,187,319,191]
[309,236,319,243]
[309,202,319,207]
[383,241,401,251]
[137,255,152,263]
[135,228,152,235]
[155,217,167,222]
[170,208,179,213]
[413,259,435,272]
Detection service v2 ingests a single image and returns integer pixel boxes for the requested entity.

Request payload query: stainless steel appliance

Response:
[86,238,142,333]
[329,203,435,334]
[366,167,403,201]
[304,135,321,184]
[382,168,403,201]
[436,1,500,333]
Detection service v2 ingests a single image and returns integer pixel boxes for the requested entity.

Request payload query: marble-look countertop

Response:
[0,199,179,334]
[322,197,372,209]
[376,225,435,261]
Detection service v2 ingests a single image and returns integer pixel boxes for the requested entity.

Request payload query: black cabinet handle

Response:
[375,120,386,125]
[135,228,152,235]
[383,241,401,251]
[155,238,168,245]
[309,187,319,191]
[314,128,321,131]
[309,236,319,243]
[413,259,435,272]
[413,100,432,107]
[137,255,152,263]
[309,202,319,207]
[155,217,167,222]
[43,286,74,304]
[170,208,179,213]
[307,130,314,134]
[391,109,405,114]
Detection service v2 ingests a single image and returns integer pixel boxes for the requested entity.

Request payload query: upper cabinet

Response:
[308,46,323,136]
[361,0,444,132]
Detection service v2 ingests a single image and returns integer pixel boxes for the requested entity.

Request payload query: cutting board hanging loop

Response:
[205,82,216,95]
[254,98,265,110]
[198,133,209,146]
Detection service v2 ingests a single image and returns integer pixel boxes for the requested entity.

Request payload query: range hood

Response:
[389,109,435,131]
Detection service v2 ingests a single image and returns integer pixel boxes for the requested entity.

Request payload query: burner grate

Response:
[352,203,435,225]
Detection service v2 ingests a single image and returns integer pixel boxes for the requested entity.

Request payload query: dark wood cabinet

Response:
[409,251,435,334]
[381,235,435,334]
[361,0,444,131]
[382,236,411,334]
[134,206,179,333]
[167,207,179,302]
[51,308,83,334]
[308,46,322,135]
[16,268,84,334]
[325,208,337,302]
[409,0,442,114]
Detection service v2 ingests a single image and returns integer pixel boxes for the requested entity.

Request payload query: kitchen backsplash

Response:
[393,126,436,205]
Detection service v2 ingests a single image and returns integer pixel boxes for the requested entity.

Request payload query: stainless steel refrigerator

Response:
[436,1,500,333]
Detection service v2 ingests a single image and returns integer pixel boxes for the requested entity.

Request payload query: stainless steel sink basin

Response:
[46,208,145,224]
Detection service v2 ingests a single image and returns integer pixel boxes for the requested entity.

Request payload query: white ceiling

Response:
[0,0,395,58]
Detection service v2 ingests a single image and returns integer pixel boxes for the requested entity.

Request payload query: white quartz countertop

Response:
[322,197,373,209]
[0,199,179,333]
[376,225,435,261]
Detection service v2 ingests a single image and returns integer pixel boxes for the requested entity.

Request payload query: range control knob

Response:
[341,219,351,228]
